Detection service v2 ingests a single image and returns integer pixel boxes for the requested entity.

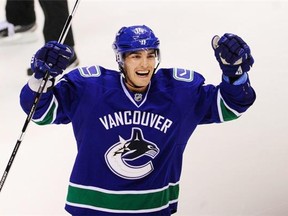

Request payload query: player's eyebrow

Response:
[126,49,156,56]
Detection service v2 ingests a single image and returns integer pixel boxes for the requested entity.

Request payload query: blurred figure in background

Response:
[0,0,79,75]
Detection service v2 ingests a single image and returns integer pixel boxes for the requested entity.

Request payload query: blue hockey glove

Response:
[31,41,74,79]
[212,33,254,78]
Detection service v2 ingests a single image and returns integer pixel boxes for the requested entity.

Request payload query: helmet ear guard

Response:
[152,49,161,72]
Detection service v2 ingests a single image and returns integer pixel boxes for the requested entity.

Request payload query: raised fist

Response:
[31,41,74,79]
[212,33,254,77]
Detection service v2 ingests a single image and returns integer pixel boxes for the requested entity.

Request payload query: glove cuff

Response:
[223,72,248,85]
[28,75,55,93]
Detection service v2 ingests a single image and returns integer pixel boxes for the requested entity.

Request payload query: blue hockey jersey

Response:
[20,66,256,215]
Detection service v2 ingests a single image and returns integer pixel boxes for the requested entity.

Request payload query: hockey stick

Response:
[0,0,81,193]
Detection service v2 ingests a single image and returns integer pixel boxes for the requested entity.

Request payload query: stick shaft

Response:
[58,0,80,44]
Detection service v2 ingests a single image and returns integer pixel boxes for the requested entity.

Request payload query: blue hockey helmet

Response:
[112,25,160,66]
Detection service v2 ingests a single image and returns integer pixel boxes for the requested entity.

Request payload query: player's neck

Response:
[125,80,148,93]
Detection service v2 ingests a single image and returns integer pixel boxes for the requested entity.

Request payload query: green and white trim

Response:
[66,181,179,214]
[33,95,58,125]
[217,90,242,122]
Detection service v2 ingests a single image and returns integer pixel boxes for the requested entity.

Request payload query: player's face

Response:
[123,49,156,92]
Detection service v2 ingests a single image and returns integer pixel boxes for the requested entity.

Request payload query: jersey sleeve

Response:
[198,73,256,124]
[20,84,57,125]
[19,68,84,125]
[217,74,256,122]
[153,68,256,125]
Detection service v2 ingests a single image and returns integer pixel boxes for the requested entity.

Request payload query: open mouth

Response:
[136,71,149,77]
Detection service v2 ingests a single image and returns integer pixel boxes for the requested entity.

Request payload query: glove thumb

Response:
[211,35,220,50]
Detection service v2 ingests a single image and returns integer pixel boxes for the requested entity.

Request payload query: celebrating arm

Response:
[20,41,74,124]
[210,33,256,121]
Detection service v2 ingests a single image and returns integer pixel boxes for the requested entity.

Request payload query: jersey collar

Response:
[120,76,150,108]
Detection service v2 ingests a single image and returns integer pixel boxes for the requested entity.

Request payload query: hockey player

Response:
[20,25,256,215]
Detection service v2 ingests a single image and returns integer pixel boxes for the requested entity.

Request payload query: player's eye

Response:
[148,54,156,58]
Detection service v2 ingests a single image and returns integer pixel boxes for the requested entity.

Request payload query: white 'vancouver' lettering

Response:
[99,111,173,133]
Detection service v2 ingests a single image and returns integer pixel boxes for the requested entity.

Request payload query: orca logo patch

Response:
[105,128,160,180]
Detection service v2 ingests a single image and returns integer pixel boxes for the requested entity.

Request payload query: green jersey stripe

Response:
[66,182,179,213]
[33,96,58,125]
[220,99,239,121]
[217,90,241,122]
